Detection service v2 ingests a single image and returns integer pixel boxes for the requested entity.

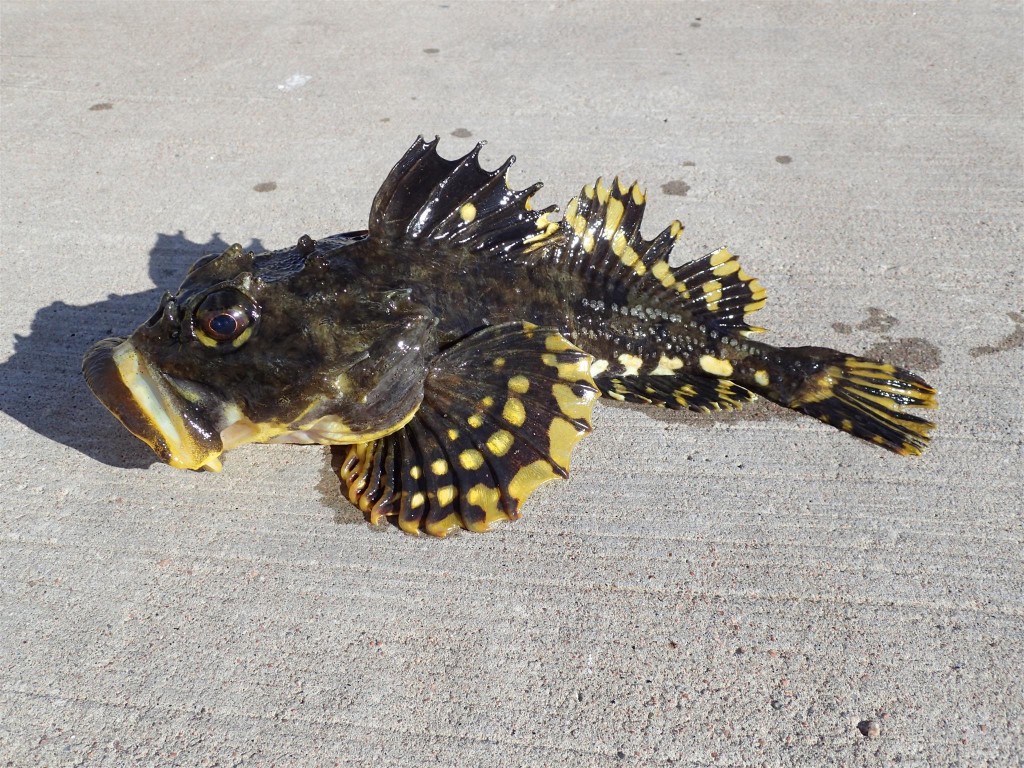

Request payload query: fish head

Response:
[83,238,436,471]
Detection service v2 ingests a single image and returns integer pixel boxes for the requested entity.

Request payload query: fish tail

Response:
[754,346,938,455]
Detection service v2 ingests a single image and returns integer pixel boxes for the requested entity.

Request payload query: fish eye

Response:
[200,307,248,340]
[193,290,259,348]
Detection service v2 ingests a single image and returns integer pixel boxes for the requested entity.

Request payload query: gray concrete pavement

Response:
[2,2,1022,766]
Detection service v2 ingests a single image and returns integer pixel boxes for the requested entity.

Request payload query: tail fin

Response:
[780,348,937,455]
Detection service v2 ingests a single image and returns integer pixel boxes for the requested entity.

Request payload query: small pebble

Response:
[857,719,881,738]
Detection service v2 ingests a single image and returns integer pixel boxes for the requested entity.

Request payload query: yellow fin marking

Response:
[465,484,505,531]
[508,459,559,502]
[436,485,456,507]
[713,259,740,277]
[699,355,734,377]
[508,375,530,394]
[548,417,579,470]
[632,251,647,275]
[702,280,724,311]
[651,355,684,376]
[431,459,448,475]
[617,353,643,377]
[604,196,625,235]
[709,248,732,266]
[611,230,628,257]
[486,429,514,457]
[425,511,461,537]
[552,382,592,421]
[459,449,485,470]
[459,202,477,223]
[398,513,421,536]
[542,353,590,381]
[502,397,527,427]
[545,334,575,352]
[570,202,587,236]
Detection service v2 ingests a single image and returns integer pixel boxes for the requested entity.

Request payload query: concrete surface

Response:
[2,2,1022,766]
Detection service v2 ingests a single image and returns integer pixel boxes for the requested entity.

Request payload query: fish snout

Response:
[82,337,225,471]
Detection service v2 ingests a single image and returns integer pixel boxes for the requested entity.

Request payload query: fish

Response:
[83,137,938,536]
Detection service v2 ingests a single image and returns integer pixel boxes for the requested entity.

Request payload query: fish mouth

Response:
[82,337,225,471]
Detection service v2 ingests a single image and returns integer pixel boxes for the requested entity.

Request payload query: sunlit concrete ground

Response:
[2,2,1021,765]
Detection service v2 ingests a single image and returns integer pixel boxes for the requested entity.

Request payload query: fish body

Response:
[83,138,937,535]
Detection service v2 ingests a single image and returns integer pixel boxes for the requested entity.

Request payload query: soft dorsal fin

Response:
[336,322,598,536]
[554,177,767,335]
[368,137,561,257]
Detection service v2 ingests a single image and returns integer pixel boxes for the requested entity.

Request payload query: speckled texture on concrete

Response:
[1,2,1022,766]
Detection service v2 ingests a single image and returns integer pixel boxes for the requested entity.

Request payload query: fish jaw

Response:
[82,337,225,471]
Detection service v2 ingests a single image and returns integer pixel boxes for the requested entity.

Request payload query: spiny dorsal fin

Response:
[337,322,598,536]
[557,177,767,334]
[368,137,561,257]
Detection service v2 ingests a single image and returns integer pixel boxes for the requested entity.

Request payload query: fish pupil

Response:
[209,313,237,337]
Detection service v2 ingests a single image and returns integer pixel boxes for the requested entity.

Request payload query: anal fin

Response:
[600,371,754,413]
[337,322,599,536]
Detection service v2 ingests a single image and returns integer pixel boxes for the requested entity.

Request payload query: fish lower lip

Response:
[82,337,224,471]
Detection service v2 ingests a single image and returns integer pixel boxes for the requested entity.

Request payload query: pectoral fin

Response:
[337,322,599,536]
